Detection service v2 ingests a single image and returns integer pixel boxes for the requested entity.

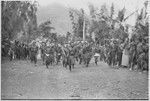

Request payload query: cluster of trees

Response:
[35,20,57,41]
[130,1,149,70]
[68,1,148,45]
[69,8,89,41]
[68,1,149,70]
[2,1,38,44]
[1,1,61,45]
[2,1,148,46]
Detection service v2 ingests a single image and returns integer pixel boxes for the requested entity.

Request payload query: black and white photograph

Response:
[1,0,149,100]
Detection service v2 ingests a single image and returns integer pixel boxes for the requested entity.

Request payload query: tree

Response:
[69,8,87,39]
[88,4,112,44]
[110,3,114,19]
[77,13,84,38]
[100,3,109,18]
[69,10,78,35]
[117,7,126,22]
[129,1,149,70]
[38,20,55,39]
[1,1,38,43]
[88,3,96,18]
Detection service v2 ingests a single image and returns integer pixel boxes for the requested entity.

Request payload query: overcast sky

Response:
[37,0,145,13]
[37,0,146,26]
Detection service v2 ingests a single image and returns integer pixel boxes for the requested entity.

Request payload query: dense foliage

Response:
[68,1,149,70]
[69,8,89,40]
[2,1,38,43]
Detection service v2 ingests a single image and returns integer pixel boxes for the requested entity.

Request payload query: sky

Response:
[36,0,146,26]
[37,0,145,13]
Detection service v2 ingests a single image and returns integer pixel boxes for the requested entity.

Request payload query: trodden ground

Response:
[1,58,148,100]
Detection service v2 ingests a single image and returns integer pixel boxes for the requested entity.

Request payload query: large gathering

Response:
[1,0,149,99]
[2,34,149,71]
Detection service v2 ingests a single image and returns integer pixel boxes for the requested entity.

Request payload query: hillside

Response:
[37,3,73,35]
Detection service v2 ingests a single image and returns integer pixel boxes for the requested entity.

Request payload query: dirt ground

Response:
[1,58,148,100]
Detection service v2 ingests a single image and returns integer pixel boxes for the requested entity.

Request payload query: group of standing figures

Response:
[5,38,148,71]
[40,42,94,71]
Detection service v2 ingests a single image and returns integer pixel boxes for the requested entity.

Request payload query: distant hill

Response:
[37,3,73,35]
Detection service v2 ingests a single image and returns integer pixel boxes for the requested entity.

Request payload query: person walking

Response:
[121,38,129,68]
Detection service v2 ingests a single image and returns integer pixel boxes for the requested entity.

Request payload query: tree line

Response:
[2,1,149,46]
[68,1,148,44]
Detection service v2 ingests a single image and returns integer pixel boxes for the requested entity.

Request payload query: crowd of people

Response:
[2,36,148,71]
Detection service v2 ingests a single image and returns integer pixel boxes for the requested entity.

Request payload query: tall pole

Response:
[83,18,85,42]
[83,10,85,42]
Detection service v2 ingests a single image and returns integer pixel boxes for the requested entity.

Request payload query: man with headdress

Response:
[129,41,137,70]
[45,46,55,68]
[116,42,123,67]
[29,43,38,66]
[112,40,118,66]
[55,44,62,65]
[8,45,14,61]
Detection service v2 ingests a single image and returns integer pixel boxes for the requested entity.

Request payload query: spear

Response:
[124,9,139,21]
